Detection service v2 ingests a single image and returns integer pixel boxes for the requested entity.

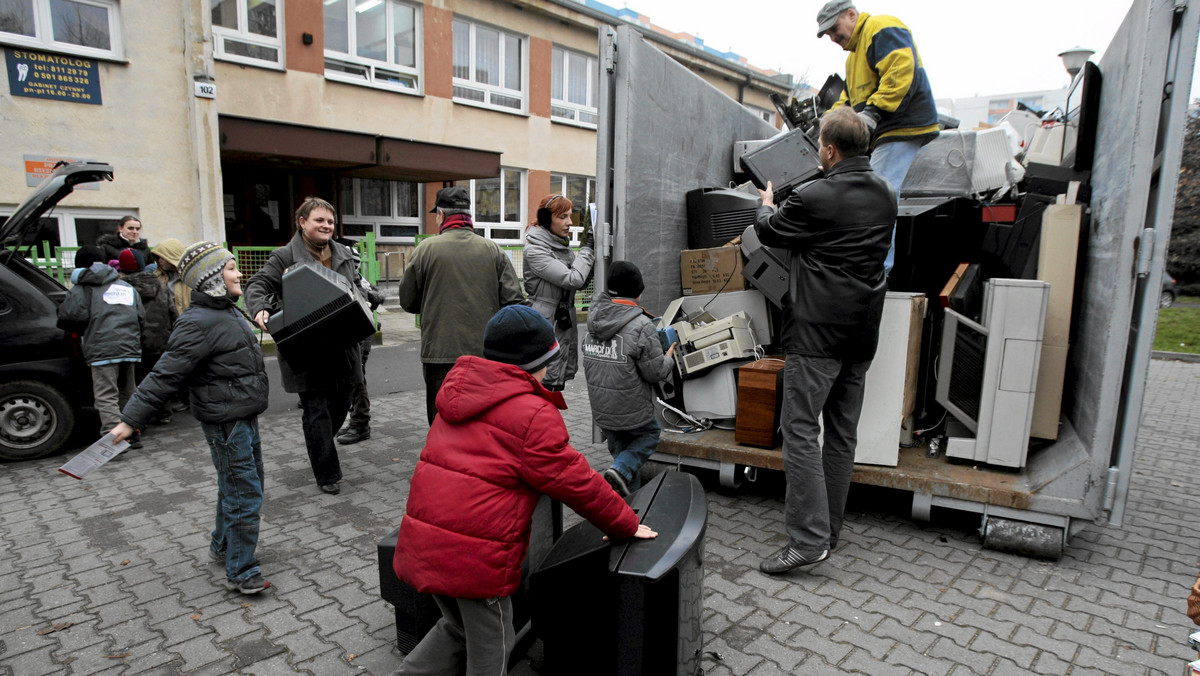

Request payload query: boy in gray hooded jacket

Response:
[582,261,676,496]
[58,245,144,441]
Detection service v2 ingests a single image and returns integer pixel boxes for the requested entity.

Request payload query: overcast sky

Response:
[617,0,1198,102]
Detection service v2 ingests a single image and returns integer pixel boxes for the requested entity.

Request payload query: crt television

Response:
[685,187,758,249]
[530,471,707,676]
[266,262,375,356]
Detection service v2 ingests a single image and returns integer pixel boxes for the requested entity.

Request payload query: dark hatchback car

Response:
[0,162,114,461]
[1161,274,1178,308]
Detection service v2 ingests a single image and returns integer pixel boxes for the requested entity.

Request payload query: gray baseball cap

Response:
[816,0,855,38]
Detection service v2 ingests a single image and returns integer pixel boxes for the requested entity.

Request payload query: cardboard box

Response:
[681,246,744,296]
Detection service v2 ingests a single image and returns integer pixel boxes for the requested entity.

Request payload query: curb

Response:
[1152,350,1200,363]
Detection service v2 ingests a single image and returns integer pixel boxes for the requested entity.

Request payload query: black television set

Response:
[266,262,375,356]
[685,187,759,249]
[530,471,707,676]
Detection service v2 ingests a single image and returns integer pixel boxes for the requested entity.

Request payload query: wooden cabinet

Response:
[735,358,786,448]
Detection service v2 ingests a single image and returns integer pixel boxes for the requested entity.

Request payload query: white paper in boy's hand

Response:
[58,433,130,479]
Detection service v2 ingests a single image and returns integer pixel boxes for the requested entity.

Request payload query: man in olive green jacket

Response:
[398,187,526,424]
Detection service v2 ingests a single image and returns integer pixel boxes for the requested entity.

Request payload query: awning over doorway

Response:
[218,116,502,183]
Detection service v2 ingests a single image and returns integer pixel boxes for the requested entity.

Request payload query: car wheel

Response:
[1160,290,1175,309]
[0,380,76,461]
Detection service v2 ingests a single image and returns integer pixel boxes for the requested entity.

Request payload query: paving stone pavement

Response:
[1,356,1199,675]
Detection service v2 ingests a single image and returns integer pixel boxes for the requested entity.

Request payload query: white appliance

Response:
[936,279,1050,468]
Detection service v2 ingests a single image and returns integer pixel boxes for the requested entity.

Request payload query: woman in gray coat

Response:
[522,193,594,391]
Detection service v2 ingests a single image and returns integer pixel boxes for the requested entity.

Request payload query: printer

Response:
[665,310,758,377]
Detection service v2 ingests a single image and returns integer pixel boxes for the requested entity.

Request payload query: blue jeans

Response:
[201,418,264,584]
[603,421,660,491]
[871,138,925,272]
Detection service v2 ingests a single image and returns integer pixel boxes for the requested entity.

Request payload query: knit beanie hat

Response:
[74,245,104,269]
[179,241,234,298]
[607,260,645,299]
[118,248,145,273]
[151,238,186,267]
[483,305,560,373]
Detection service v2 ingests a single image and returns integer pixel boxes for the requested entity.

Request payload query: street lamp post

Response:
[1058,46,1096,80]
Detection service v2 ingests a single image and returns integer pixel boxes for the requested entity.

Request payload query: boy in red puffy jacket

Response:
[392,305,657,674]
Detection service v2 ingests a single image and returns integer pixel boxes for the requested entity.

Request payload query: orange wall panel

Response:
[285,0,323,75]
[425,6,453,100]
[527,170,552,219]
[529,37,551,119]
[424,183,443,234]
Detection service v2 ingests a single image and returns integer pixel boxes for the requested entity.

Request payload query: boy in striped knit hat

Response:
[110,242,273,594]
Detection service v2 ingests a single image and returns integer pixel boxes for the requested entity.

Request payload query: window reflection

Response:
[51,0,110,49]
[1,0,36,36]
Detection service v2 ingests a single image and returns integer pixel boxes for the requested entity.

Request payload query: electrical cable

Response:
[656,397,712,433]
[698,250,740,315]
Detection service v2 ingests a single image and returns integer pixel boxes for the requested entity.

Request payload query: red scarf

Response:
[439,213,474,234]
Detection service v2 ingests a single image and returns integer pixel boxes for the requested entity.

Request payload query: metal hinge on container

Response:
[604,29,617,74]
[1103,466,1120,512]
[1136,228,1155,278]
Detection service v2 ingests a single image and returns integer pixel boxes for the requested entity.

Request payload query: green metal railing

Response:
[17,232,589,312]
[5,242,80,284]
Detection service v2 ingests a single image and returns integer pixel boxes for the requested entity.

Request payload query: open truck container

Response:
[591,0,1199,557]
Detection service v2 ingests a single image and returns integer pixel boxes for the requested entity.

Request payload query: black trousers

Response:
[422,362,455,425]
[299,387,352,485]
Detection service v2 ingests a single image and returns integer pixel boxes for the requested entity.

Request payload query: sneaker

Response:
[319,483,341,495]
[759,545,829,575]
[603,468,630,497]
[208,549,225,563]
[224,574,271,595]
[127,433,144,450]
[336,427,370,445]
[151,412,171,425]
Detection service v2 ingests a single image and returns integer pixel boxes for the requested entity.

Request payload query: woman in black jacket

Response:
[243,197,364,496]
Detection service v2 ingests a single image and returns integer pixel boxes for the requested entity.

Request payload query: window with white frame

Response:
[0,0,123,60]
[455,168,524,242]
[551,46,598,128]
[744,103,775,126]
[0,205,131,252]
[324,0,421,92]
[451,17,525,113]
[211,0,283,69]
[339,177,422,243]
[548,172,595,246]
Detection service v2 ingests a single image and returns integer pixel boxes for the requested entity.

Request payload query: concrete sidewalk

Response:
[1,359,1199,674]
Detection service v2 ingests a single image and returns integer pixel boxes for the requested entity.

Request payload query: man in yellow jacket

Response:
[817,0,938,271]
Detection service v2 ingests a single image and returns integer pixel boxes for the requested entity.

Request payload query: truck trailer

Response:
[590,0,1199,558]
